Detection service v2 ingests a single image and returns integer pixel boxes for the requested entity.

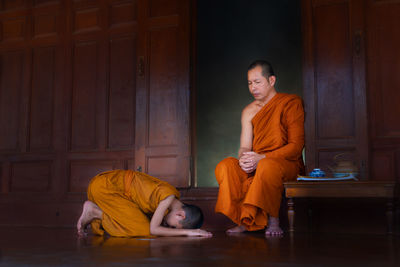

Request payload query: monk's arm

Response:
[238,106,261,172]
[238,107,253,158]
[265,98,304,160]
[149,195,210,237]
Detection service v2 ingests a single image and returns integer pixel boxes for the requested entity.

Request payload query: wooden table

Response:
[283,181,398,234]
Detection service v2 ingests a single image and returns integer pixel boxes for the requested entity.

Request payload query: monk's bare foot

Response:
[265,217,283,236]
[76,200,102,237]
[226,225,246,234]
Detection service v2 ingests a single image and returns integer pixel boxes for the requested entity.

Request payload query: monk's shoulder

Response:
[277,93,303,105]
[242,101,259,120]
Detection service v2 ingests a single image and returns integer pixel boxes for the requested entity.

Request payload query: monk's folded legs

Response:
[87,174,151,237]
[215,156,297,235]
[215,157,252,232]
[243,157,297,235]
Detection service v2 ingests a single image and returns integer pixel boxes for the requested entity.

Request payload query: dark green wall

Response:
[196,0,302,187]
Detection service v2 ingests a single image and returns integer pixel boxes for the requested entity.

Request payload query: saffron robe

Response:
[88,169,180,237]
[215,93,305,231]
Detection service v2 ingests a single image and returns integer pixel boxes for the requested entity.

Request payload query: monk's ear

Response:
[268,75,276,86]
[176,210,186,219]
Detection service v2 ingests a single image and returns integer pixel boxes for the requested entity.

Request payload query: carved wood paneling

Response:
[371,151,394,181]
[148,28,179,147]
[33,14,58,39]
[73,7,101,34]
[109,1,137,27]
[367,1,400,140]
[314,3,355,139]
[135,0,190,188]
[70,41,98,151]
[302,0,369,178]
[367,0,400,181]
[108,36,136,150]
[1,17,26,42]
[149,0,178,17]
[34,0,59,6]
[29,47,55,151]
[0,0,27,11]
[68,160,122,193]
[0,51,24,152]
[146,155,177,182]
[10,161,52,192]
[0,0,192,226]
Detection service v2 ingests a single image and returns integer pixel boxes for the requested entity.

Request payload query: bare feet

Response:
[265,216,283,236]
[76,200,103,237]
[226,225,246,234]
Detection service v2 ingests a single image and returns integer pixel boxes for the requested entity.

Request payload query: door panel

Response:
[0,51,25,152]
[29,47,56,151]
[314,3,355,139]
[135,0,190,188]
[302,0,368,177]
[367,0,400,181]
[108,36,136,150]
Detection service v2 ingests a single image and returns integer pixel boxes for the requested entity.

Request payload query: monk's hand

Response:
[239,152,265,173]
[186,229,213,237]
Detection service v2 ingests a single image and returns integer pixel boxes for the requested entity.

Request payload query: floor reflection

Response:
[0,227,399,266]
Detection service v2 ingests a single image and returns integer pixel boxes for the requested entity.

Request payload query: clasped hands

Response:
[239,151,265,173]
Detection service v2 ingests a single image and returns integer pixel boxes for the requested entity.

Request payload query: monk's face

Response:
[247,66,276,101]
[164,209,184,229]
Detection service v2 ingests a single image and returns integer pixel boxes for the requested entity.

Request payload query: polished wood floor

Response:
[0,227,399,266]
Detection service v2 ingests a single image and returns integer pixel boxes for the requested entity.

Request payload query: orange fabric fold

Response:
[215,93,305,231]
[87,170,180,237]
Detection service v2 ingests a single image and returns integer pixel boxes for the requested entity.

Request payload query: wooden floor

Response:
[0,227,399,266]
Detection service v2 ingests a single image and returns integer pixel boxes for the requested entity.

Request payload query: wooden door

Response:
[135,0,191,188]
[366,0,400,181]
[302,0,369,178]
[0,0,192,226]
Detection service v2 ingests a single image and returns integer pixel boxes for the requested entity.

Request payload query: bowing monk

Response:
[77,169,212,237]
[215,60,304,236]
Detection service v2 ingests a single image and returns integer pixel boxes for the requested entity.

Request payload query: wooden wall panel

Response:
[0,0,27,11]
[147,156,177,183]
[29,47,55,151]
[302,0,368,178]
[148,28,178,147]
[314,3,354,139]
[68,160,123,193]
[34,0,59,6]
[109,1,137,26]
[10,161,52,192]
[0,0,192,226]
[0,51,24,152]
[73,7,101,34]
[108,36,136,150]
[33,14,58,39]
[1,17,26,42]
[135,0,190,188]
[367,2,400,139]
[367,0,400,181]
[70,41,98,151]
[371,151,394,181]
[149,0,178,17]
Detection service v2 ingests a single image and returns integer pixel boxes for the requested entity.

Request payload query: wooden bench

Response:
[283,181,398,234]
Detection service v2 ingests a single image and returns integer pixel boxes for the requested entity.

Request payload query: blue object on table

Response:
[309,168,326,177]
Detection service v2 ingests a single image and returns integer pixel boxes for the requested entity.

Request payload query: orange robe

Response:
[215,93,305,231]
[88,170,179,237]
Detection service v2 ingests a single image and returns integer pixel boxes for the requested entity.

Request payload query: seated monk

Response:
[215,60,305,236]
[77,169,212,237]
